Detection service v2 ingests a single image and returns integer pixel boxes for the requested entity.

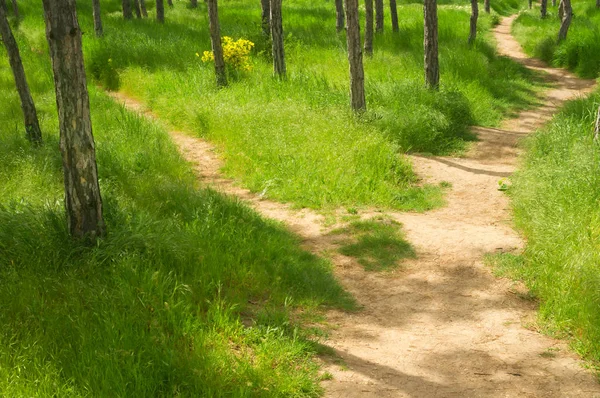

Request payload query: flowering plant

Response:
[201,36,255,72]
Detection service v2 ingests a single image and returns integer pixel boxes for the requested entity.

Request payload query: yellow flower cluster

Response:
[201,36,255,72]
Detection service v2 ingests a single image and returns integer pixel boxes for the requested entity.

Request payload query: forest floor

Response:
[109,16,600,397]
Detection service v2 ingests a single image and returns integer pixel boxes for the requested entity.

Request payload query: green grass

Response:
[78,0,538,210]
[500,90,600,367]
[513,1,600,78]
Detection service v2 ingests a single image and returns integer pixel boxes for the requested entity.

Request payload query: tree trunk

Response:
[557,0,572,42]
[558,0,564,19]
[122,0,132,19]
[140,0,148,17]
[92,0,103,36]
[167,0,173,7]
[335,0,345,32]
[191,0,198,7]
[390,0,399,32]
[344,0,366,111]
[133,0,142,18]
[364,0,373,56]
[597,0,599,9]
[375,0,384,33]
[469,0,478,45]
[541,0,548,18]
[0,0,42,144]
[260,0,270,36]
[424,0,439,90]
[10,0,17,19]
[594,106,600,142]
[552,0,556,7]
[156,0,164,23]
[207,0,227,86]
[41,0,105,240]
[270,0,286,78]
[484,0,490,13]
[528,0,532,9]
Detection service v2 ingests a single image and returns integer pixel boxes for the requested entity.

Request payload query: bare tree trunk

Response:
[10,0,18,19]
[558,0,572,42]
[156,0,164,23]
[528,0,532,9]
[207,0,227,86]
[140,0,148,17]
[424,0,439,90]
[597,0,599,8]
[0,0,41,144]
[364,0,373,56]
[469,0,478,45]
[270,0,286,78]
[191,0,198,7]
[375,0,384,33]
[167,0,173,7]
[344,0,366,111]
[390,0,399,32]
[541,0,548,18]
[122,0,132,19]
[552,0,556,6]
[484,0,490,13]
[41,0,105,240]
[558,0,564,18]
[133,0,142,18]
[92,0,103,36]
[261,0,270,36]
[335,0,345,32]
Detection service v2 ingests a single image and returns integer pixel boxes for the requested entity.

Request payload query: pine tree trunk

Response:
[133,0,142,18]
[558,0,564,19]
[364,0,373,56]
[92,0,103,36]
[260,0,270,36]
[140,0,148,17]
[528,0,532,9]
[156,0,164,23]
[335,0,345,32]
[270,0,286,78]
[41,0,105,240]
[558,0,572,42]
[484,0,490,13]
[122,0,132,19]
[424,0,439,90]
[375,0,384,33]
[552,0,556,7]
[167,0,173,7]
[390,0,399,32]
[344,0,366,111]
[10,0,18,19]
[541,0,548,18]
[207,0,227,86]
[0,0,42,144]
[191,0,198,8]
[596,0,599,9]
[469,0,478,45]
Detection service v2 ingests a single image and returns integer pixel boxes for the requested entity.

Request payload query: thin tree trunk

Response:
[469,0,478,45]
[344,0,366,111]
[558,0,564,19]
[0,0,41,144]
[191,0,198,7]
[92,0,103,36]
[10,0,18,19]
[122,0,132,19]
[597,0,599,8]
[484,0,490,13]
[552,0,556,6]
[390,0,399,32]
[156,0,164,23]
[270,0,286,78]
[167,0,173,7]
[424,0,439,90]
[335,0,345,32]
[541,0,548,18]
[261,0,270,36]
[558,0,572,42]
[133,0,142,18]
[364,0,373,56]
[140,0,148,17]
[375,0,384,33]
[41,0,105,240]
[207,0,227,86]
[528,0,532,9]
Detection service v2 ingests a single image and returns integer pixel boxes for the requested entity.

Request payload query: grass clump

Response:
[506,90,600,366]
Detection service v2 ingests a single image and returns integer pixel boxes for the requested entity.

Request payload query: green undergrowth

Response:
[73,0,539,210]
[0,15,354,397]
[513,3,600,78]
[502,90,600,368]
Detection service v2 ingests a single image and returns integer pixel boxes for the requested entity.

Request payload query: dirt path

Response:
[108,16,599,397]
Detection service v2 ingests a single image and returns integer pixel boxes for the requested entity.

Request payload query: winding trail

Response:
[109,16,599,397]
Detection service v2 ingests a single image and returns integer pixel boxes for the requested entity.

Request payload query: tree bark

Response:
[133,0,142,18]
[528,0,532,9]
[140,0,148,17]
[270,0,286,78]
[260,0,270,36]
[156,0,164,23]
[41,0,105,240]
[122,0,132,19]
[0,0,42,144]
[92,0,103,36]
[375,0,384,33]
[424,0,439,90]
[484,0,490,13]
[207,0,227,86]
[390,0,399,32]
[344,0,366,111]
[558,0,564,19]
[469,0,478,45]
[10,0,17,19]
[557,0,572,42]
[191,0,198,7]
[167,0,173,7]
[541,0,548,18]
[335,0,345,32]
[364,0,373,56]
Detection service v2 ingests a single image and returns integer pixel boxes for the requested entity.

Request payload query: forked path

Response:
[109,16,599,397]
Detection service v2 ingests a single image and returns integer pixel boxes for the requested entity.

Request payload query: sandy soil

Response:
[108,16,600,397]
